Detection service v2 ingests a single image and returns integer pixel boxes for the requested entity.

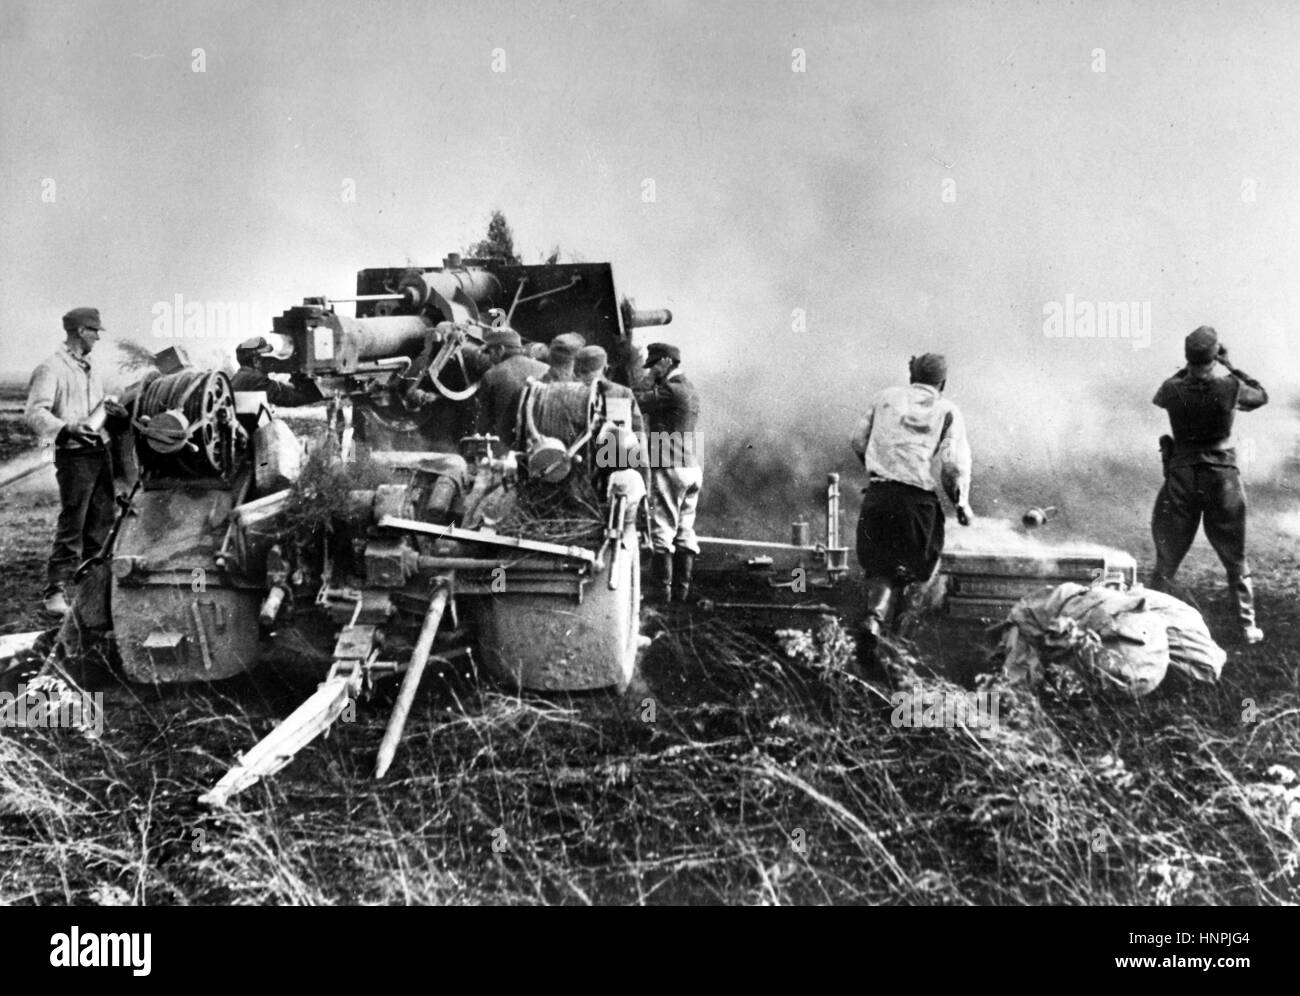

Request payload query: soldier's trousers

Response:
[650,466,702,555]
[47,447,115,597]
[1151,463,1256,625]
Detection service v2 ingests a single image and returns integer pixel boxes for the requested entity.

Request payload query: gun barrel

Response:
[398,268,504,320]
[625,307,672,328]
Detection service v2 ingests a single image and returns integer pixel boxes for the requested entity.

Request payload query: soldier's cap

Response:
[909,353,948,387]
[237,336,274,355]
[553,331,586,351]
[547,336,580,363]
[575,345,608,375]
[62,307,105,332]
[483,326,522,348]
[1185,326,1219,364]
[643,342,681,366]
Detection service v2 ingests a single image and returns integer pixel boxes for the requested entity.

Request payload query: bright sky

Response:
[2,0,1297,470]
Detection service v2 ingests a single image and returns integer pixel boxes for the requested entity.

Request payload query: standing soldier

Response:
[474,326,548,454]
[635,343,701,604]
[1150,326,1268,644]
[575,345,645,435]
[851,353,972,669]
[541,332,585,383]
[25,308,128,618]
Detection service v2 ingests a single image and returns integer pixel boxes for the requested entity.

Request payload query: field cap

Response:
[548,336,580,363]
[554,332,586,351]
[237,336,273,355]
[909,353,948,386]
[1185,326,1218,364]
[484,327,522,348]
[643,342,681,367]
[575,345,608,376]
[63,307,105,332]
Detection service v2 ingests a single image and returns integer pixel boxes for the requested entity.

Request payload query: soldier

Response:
[851,353,972,669]
[231,336,322,407]
[541,332,585,383]
[25,308,128,617]
[575,345,645,435]
[1150,326,1268,644]
[475,326,548,454]
[634,343,701,604]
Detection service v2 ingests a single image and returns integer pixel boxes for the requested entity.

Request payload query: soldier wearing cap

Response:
[231,336,322,407]
[850,353,973,672]
[576,345,645,433]
[634,342,701,604]
[577,345,647,477]
[25,308,129,617]
[475,326,547,454]
[542,332,586,383]
[1150,326,1268,644]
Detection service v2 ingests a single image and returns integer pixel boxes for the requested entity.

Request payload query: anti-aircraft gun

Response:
[68,255,671,803]
[260,254,670,452]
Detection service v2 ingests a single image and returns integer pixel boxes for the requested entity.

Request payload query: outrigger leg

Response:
[374,577,453,779]
[199,658,363,807]
[199,575,458,804]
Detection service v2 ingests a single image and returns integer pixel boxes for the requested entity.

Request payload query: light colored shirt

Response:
[25,343,107,446]
[851,383,972,502]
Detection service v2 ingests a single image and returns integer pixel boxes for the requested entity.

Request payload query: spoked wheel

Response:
[186,371,237,477]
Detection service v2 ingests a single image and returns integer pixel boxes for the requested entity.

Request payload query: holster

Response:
[1158,434,1173,477]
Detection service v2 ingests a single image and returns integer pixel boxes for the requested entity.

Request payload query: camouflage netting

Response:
[495,470,606,548]
[281,445,391,535]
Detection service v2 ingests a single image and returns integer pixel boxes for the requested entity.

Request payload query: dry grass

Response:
[1,582,1296,905]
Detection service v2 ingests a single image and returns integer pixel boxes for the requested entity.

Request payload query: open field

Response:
[1,412,1297,905]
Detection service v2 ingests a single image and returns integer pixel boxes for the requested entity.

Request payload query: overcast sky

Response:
[2,0,1297,474]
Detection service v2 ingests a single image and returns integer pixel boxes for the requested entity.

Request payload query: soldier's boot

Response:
[671,550,695,604]
[648,552,673,605]
[1230,572,1264,645]
[856,577,897,677]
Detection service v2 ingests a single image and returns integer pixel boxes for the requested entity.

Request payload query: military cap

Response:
[909,353,948,387]
[547,336,580,363]
[237,335,274,355]
[643,342,681,367]
[1184,326,1219,364]
[63,307,105,332]
[553,332,586,351]
[484,326,523,348]
[575,345,608,376]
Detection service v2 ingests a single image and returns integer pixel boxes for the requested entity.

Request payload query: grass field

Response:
[1,409,1297,905]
